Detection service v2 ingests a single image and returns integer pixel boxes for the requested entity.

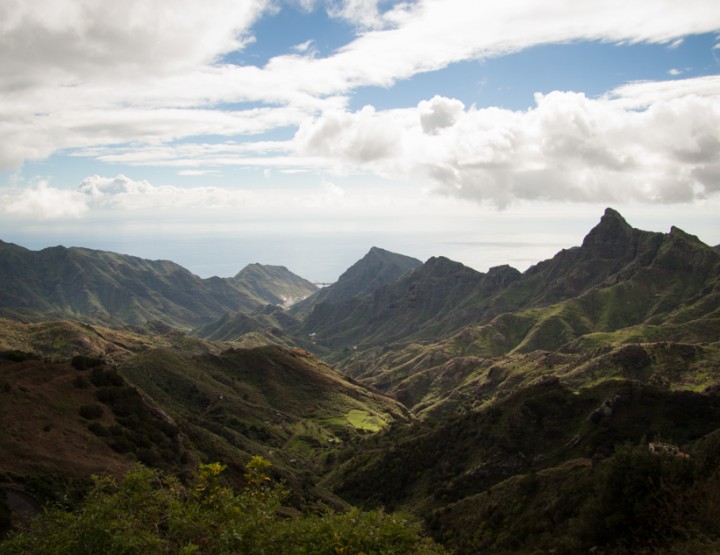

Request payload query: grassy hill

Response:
[0,319,410,524]
[0,242,315,329]
[328,378,720,553]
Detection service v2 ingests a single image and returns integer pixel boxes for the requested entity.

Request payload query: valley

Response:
[1,208,719,553]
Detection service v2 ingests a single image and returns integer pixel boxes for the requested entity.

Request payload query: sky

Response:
[1,0,719,282]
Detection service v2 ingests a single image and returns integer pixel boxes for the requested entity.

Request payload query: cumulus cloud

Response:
[0,0,268,91]
[78,175,155,198]
[294,105,404,166]
[45,173,348,216]
[2,0,719,174]
[419,96,465,134]
[291,76,720,207]
[74,174,249,211]
[3,182,88,219]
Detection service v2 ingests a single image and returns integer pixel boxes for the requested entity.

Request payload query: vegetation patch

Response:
[345,409,386,432]
[0,458,445,555]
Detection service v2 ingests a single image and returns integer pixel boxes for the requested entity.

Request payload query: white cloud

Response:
[293,40,315,53]
[606,74,720,108]
[294,105,404,166]
[3,181,88,219]
[53,76,720,209]
[1,0,719,178]
[74,174,250,211]
[0,0,269,91]
[418,95,465,134]
[290,76,720,207]
[292,0,720,96]
[78,174,155,197]
[326,0,384,29]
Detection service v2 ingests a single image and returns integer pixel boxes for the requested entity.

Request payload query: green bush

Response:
[0,458,446,555]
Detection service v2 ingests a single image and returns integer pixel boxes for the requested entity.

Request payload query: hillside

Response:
[290,247,422,319]
[192,305,301,346]
[0,242,314,329]
[231,263,318,307]
[301,209,719,361]
[0,320,410,520]
[305,210,719,404]
[2,207,720,553]
[329,378,720,553]
[298,257,520,353]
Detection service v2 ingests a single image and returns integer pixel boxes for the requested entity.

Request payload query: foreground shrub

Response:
[0,457,445,555]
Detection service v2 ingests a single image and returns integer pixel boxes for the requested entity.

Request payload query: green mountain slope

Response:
[303,209,714,357]
[299,257,520,354]
[307,210,719,401]
[119,345,409,463]
[0,242,314,329]
[290,247,422,319]
[232,263,318,307]
[192,305,301,346]
[329,379,720,553]
[2,207,720,553]
[0,318,410,516]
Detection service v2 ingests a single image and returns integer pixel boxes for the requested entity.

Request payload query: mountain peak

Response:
[581,207,634,258]
[602,207,626,220]
[669,225,702,244]
[290,247,422,317]
[231,263,317,306]
[423,256,463,271]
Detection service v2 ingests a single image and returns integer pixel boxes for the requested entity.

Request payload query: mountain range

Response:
[0,241,316,329]
[1,208,719,554]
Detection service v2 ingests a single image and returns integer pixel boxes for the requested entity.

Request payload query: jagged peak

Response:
[338,247,421,278]
[581,208,634,257]
[602,206,627,221]
[424,255,457,267]
[669,225,703,245]
[362,246,419,262]
[421,256,477,275]
[361,246,392,261]
[487,264,520,276]
[596,207,632,232]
